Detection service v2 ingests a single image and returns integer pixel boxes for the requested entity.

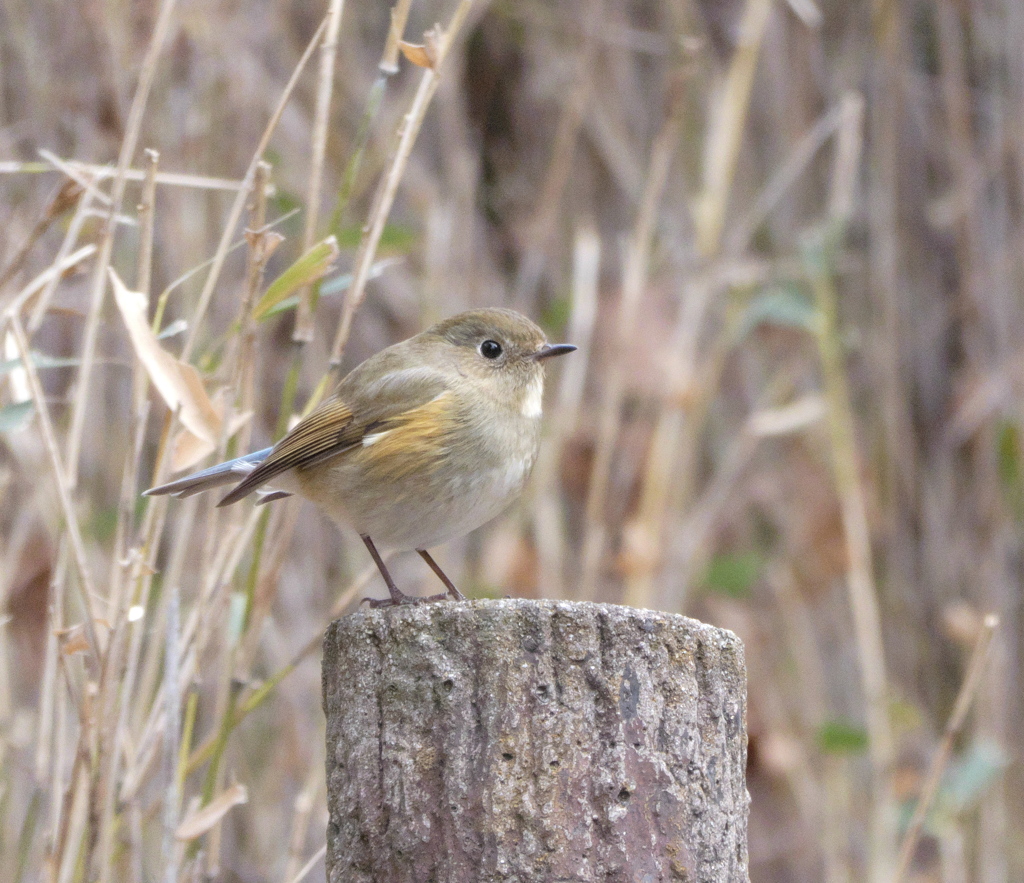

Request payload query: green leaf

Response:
[540,297,571,333]
[798,220,844,278]
[938,740,1007,813]
[996,421,1024,517]
[227,591,249,646]
[0,401,35,433]
[0,352,81,376]
[89,506,120,543]
[334,223,416,253]
[738,285,816,338]
[252,236,340,321]
[997,421,1019,484]
[267,187,304,240]
[816,719,869,754]
[31,353,81,369]
[260,257,401,320]
[329,76,387,235]
[703,551,762,598]
[157,318,189,340]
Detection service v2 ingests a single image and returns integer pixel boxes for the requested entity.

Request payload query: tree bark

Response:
[323,599,749,882]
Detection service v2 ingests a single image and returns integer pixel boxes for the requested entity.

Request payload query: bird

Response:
[144,308,576,607]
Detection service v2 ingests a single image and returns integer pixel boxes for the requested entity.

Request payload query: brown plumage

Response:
[146,309,575,606]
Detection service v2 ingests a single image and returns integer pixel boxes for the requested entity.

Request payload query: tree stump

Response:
[323,599,749,882]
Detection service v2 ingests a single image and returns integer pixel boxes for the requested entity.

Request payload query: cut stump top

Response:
[324,598,749,883]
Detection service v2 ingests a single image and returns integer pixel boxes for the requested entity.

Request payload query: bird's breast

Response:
[296,391,542,551]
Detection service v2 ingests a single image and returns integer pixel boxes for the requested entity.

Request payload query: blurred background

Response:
[1,0,1021,880]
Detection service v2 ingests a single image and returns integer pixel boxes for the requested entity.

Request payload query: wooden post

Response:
[323,599,749,882]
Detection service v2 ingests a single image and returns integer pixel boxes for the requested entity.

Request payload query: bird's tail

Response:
[143,447,273,499]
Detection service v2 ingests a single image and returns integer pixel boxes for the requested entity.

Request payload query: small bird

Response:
[145,308,575,607]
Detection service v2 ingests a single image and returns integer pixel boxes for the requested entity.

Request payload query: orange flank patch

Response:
[357,393,456,480]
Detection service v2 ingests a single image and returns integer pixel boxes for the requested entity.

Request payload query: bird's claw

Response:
[360,590,450,609]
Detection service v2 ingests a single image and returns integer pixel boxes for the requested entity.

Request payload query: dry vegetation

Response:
[0,0,1021,880]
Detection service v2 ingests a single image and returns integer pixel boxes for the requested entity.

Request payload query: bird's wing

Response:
[217,366,450,506]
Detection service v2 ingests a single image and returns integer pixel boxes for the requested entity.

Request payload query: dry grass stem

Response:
[136,150,160,295]
[65,0,179,484]
[726,98,852,256]
[514,54,592,302]
[380,0,415,75]
[27,179,104,332]
[808,234,895,880]
[579,106,682,600]
[0,179,83,291]
[6,316,102,659]
[534,227,599,598]
[0,160,258,193]
[181,14,329,361]
[2,245,97,319]
[34,151,112,207]
[827,93,865,223]
[893,615,1000,882]
[616,0,776,610]
[285,844,327,883]
[282,763,322,882]
[293,0,346,344]
[232,162,272,442]
[3,1,1020,879]
[692,0,773,258]
[329,0,475,369]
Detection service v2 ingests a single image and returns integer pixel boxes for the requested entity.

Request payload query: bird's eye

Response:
[480,339,503,359]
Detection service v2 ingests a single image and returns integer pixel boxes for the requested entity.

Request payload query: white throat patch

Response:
[521,374,544,419]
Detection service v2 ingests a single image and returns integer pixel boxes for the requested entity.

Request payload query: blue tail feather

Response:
[143,447,273,499]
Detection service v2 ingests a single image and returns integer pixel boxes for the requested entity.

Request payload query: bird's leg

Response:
[417,549,468,601]
[360,535,446,607]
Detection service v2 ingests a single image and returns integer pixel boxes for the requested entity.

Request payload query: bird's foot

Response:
[360,590,450,609]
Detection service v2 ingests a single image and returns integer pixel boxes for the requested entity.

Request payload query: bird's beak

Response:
[532,343,577,361]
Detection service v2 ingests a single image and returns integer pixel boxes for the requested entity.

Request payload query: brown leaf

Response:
[62,632,90,655]
[175,783,248,841]
[748,395,826,437]
[111,270,219,442]
[171,427,214,473]
[54,623,90,655]
[110,269,251,471]
[243,228,285,264]
[170,394,252,471]
[399,40,436,70]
